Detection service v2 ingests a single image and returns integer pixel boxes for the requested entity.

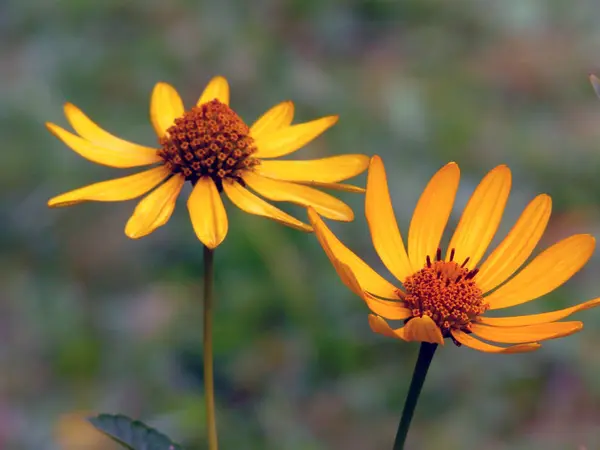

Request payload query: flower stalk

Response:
[203,245,218,450]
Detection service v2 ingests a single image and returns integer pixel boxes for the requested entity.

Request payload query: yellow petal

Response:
[125,174,185,239]
[297,181,365,193]
[363,291,412,320]
[197,76,230,106]
[63,103,159,154]
[447,165,511,268]
[408,162,460,270]
[398,316,444,345]
[470,322,582,344]
[477,298,600,327]
[253,116,338,158]
[48,166,170,207]
[250,101,294,140]
[365,155,414,282]
[308,207,399,299]
[368,314,405,339]
[255,155,370,183]
[187,177,228,249]
[476,194,551,294]
[222,180,312,232]
[243,172,353,221]
[451,329,541,353]
[487,234,595,310]
[47,123,162,168]
[150,82,184,138]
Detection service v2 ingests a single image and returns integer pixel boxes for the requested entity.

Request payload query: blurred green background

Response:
[2,0,600,449]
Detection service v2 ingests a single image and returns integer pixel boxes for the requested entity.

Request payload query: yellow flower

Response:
[309,156,599,353]
[47,76,369,248]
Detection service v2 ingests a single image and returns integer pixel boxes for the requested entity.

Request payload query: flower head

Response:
[47,77,369,248]
[309,156,599,353]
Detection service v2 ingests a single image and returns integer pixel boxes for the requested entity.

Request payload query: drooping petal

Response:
[477,298,600,327]
[64,103,160,154]
[197,76,230,106]
[255,155,370,183]
[451,329,540,353]
[125,174,185,238]
[470,322,582,344]
[308,207,399,299]
[48,166,170,207]
[398,316,444,345]
[447,165,512,269]
[297,181,365,193]
[222,180,311,232]
[486,234,595,310]
[408,162,460,270]
[476,194,551,294]
[368,315,405,339]
[187,177,228,249]
[365,156,413,282]
[243,172,353,221]
[46,124,162,168]
[363,292,412,320]
[253,116,338,159]
[150,82,184,138]
[250,101,294,140]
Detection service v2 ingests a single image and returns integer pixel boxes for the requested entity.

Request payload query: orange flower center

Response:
[402,249,488,339]
[157,99,259,189]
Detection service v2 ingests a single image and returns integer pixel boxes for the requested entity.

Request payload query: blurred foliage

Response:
[2,0,600,449]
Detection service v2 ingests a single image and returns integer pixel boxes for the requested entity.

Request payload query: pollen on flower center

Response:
[402,249,488,339]
[157,99,259,189]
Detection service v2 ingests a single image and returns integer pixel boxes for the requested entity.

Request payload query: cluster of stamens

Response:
[401,248,488,343]
[157,99,259,189]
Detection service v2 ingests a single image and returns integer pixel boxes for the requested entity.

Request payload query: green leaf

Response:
[88,414,184,450]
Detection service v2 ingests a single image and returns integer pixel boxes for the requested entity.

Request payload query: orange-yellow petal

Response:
[64,103,159,154]
[365,156,413,282]
[125,174,185,239]
[477,298,600,327]
[297,181,365,193]
[408,162,460,270]
[46,123,162,168]
[250,101,294,140]
[187,177,228,249]
[368,314,405,339]
[451,329,540,353]
[486,234,595,310]
[222,180,312,232]
[48,166,170,207]
[397,316,444,345]
[255,155,370,183]
[197,76,230,106]
[243,172,353,221]
[447,165,511,268]
[308,207,399,299]
[150,82,184,138]
[363,292,412,320]
[476,194,551,293]
[253,116,338,159]
[470,322,582,344]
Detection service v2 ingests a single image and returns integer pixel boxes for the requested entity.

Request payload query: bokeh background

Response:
[2,0,600,449]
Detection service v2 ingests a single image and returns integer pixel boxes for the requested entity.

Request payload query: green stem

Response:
[393,342,437,450]
[203,245,218,450]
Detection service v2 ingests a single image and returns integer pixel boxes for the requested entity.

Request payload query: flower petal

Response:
[255,155,370,183]
[297,181,365,193]
[308,207,399,299]
[125,174,185,239]
[197,76,230,106]
[48,166,170,207]
[486,234,595,310]
[451,329,540,353]
[368,314,405,339]
[365,156,414,282]
[151,82,184,138]
[187,177,228,249]
[447,165,511,268]
[63,103,159,154]
[408,162,460,270]
[399,316,444,345]
[250,101,294,140]
[47,123,162,168]
[222,180,311,232]
[243,172,353,221]
[470,322,582,344]
[477,298,600,327]
[476,194,552,294]
[253,116,338,159]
